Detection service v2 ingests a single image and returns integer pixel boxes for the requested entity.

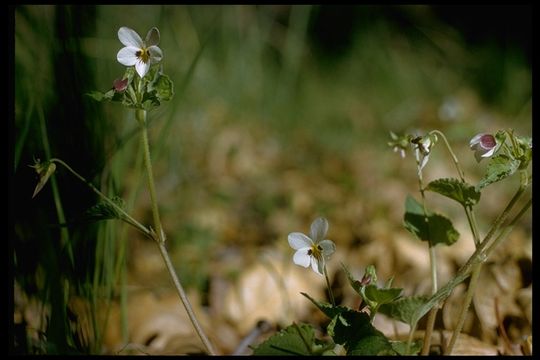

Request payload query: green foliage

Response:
[301,292,352,320]
[300,293,396,355]
[475,129,532,190]
[329,309,392,355]
[364,285,402,306]
[281,266,419,355]
[403,195,460,246]
[515,135,533,169]
[378,295,431,326]
[86,89,119,102]
[476,154,520,190]
[390,339,423,355]
[426,178,481,207]
[341,263,403,321]
[251,323,332,355]
[87,66,174,111]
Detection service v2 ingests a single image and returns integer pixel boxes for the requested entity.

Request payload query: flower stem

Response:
[323,264,335,306]
[406,321,418,354]
[430,130,481,248]
[135,109,217,355]
[464,205,481,247]
[429,130,466,181]
[416,151,439,355]
[444,262,482,354]
[420,245,438,355]
[156,241,217,355]
[50,158,151,238]
[136,109,166,243]
[484,198,531,258]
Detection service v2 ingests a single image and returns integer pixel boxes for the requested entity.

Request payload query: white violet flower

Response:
[288,217,336,276]
[470,133,497,162]
[412,134,436,174]
[117,26,163,78]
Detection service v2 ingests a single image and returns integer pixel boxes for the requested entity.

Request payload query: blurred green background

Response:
[12,5,531,354]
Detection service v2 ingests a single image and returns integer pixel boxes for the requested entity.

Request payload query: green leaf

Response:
[390,339,423,355]
[154,73,174,101]
[477,154,520,190]
[341,263,363,296]
[403,195,459,246]
[301,292,350,320]
[301,292,395,355]
[251,323,330,355]
[365,264,378,284]
[138,73,174,110]
[87,89,122,103]
[426,178,481,207]
[141,97,160,110]
[494,130,507,151]
[516,135,532,170]
[364,285,402,305]
[378,295,430,326]
[330,309,394,355]
[87,90,112,102]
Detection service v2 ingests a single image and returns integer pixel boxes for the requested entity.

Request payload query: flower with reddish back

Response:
[470,133,497,162]
[113,78,129,92]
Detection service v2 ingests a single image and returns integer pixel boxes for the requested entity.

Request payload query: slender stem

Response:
[429,130,465,181]
[478,171,528,249]
[156,242,217,355]
[444,263,482,355]
[484,198,531,258]
[415,149,439,355]
[421,244,438,355]
[50,158,152,239]
[136,109,166,243]
[468,207,481,247]
[136,109,217,355]
[324,264,335,306]
[428,246,438,293]
[463,205,481,247]
[421,308,437,355]
[406,321,417,354]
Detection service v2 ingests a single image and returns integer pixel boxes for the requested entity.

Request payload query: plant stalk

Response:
[444,262,482,354]
[50,158,151,238]
[156,241,217,355]
[323,264,335,306]
[136,109,217,355]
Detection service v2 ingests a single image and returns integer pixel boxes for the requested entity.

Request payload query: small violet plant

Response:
[253,128,531,356]
[31,26,217,355]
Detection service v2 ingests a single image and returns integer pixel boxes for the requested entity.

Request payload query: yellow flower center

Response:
[136,48,151,64]
[307,244,324,261]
